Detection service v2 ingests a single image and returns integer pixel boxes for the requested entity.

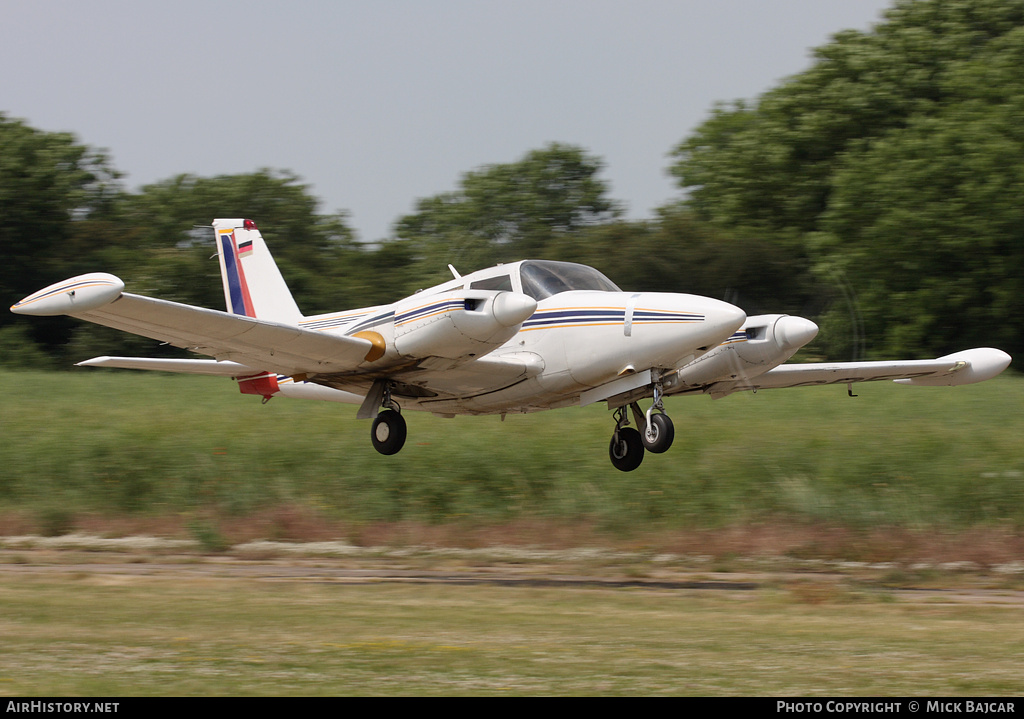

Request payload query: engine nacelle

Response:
[393,290,537,361]
[666,314,819,389]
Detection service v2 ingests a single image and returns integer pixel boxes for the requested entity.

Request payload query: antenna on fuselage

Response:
[448,264,462,279]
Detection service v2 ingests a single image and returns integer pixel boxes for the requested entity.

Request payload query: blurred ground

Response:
[3,510,1024,568]
[2,530,1023,604]
[4,531,1024,695]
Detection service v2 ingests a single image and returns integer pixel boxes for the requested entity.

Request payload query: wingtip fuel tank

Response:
[10,273,125,317]
[894,348,1012,386]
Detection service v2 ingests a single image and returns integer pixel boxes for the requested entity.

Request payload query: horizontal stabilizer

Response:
[77,356,260,376]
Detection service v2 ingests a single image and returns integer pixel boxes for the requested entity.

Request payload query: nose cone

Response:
[491,292,538,327]
[775,315,819,350]
[703,298,747,337]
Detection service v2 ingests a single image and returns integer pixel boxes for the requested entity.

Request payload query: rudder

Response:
[213,218,302,324]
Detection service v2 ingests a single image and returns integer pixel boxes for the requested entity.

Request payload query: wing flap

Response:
[71,293,374,375]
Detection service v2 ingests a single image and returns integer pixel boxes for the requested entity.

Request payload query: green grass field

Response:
[2,369,1022,541]
[2,368,1024,536]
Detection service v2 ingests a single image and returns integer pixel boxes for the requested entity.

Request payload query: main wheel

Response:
[642,413,675,454]
[609,427,645,472]
[371,409,407,455]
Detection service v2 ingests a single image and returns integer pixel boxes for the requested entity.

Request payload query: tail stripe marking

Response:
[219,229,256,317]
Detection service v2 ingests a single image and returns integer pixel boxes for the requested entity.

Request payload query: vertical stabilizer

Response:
[212,218,302,324]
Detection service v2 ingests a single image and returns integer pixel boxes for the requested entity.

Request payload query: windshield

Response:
[518,261,621,300]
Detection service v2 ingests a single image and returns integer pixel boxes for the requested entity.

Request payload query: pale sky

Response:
[2,0,893,242]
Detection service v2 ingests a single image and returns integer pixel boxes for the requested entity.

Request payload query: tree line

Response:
[3,0,1021,369]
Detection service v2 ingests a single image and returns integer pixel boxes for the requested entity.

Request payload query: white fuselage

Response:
[278,260,747,416]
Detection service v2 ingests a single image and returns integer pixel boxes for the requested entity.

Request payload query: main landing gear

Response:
[363,379,674,470]
[370,384,407,456]
[608,386,675,472]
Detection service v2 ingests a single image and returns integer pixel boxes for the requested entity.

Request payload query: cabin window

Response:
[470,275,513,292]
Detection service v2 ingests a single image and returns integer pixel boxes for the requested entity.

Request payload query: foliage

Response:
[0,113,123,356]
[817,23,1024,359]
[394,143,622,273]
[0,324,56,370]
[3,163,373,361]
[545,209,812,316]
[669,0,1024,363]
[121,170,364,313]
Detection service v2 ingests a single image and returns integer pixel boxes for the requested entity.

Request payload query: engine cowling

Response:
[666,314,819,389]
[392,290,537,361]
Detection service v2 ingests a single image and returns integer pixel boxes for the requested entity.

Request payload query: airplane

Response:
[11,218,1012,472]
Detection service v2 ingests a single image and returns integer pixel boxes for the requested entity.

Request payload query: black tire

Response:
[609,427,645,472]
[371,410,407,455]
[641,413,675,454]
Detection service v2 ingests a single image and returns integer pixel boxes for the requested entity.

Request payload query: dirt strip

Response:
[2,535,1023,605]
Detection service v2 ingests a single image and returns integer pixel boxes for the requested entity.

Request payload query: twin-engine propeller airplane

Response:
[12,218,1012,471]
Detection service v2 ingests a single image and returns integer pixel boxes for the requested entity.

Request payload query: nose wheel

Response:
[641,412,674,453]
[640,383,674,453]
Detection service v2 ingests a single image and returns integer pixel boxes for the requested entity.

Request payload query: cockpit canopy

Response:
[462,260,621,300]
[517,260,621,300]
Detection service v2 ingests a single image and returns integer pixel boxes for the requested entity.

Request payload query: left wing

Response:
[11,273,376,377]
[697,348,1011,398]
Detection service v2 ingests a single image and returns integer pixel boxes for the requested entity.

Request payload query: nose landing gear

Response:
[640,384,674,454]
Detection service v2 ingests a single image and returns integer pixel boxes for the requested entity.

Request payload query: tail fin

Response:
[213,218,302,324]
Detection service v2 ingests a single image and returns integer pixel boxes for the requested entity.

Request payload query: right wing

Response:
[699,348,1012,398]
[11,273,376,377]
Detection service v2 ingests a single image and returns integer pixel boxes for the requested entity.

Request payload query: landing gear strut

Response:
[370,383,407,456]
[640,384,674,454]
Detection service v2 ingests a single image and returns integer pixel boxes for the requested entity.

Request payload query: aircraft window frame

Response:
[518,261,621,301]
